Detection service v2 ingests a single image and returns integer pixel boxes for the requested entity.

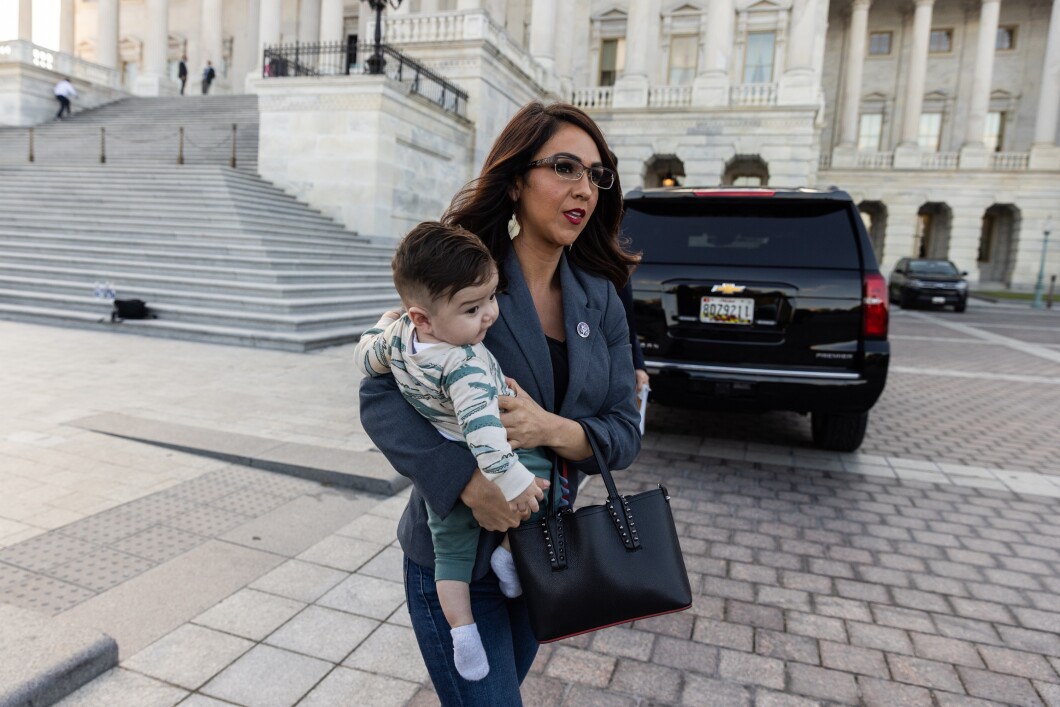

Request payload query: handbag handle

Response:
[543,423,640,553]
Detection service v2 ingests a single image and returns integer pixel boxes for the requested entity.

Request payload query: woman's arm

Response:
[359,374,524,529]
[499,283,640,474]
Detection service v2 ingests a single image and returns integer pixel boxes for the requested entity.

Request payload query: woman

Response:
[359,101,641,705]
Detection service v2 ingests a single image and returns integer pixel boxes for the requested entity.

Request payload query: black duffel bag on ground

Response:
[111,298,150,322]
[507,424,693,643]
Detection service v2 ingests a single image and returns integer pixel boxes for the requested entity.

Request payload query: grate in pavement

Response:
[111,524,205,563]
[209,489,290,517]
[55,507,158,545]
[46,547,155,592]
[162,505,252,537]
[0,534,100,573]
[2,572,97,614]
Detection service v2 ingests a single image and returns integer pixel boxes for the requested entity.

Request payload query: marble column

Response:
[1030,0,1060,167]
[96,0,120,68]
[693,0,735,106]
[134,0,174,95]
[553,0,576,95]
[259,0,282,76]
[529,0,557,72]
[245,0,261,86]
[613,0,661,107]
[837,0,872,150]
[18,0,32,42]
[201,0,224,67]
[898,0,935,149]
[959,0,1001,168]
[456,0,482,9]
[485,0,506,25]
[60,0,76,54]
[299,0,322,44]
[320,0,345,44]
[778,0,820,103]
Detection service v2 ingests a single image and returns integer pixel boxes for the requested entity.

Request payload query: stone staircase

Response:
[0,95,403,351]
[0,95,260,171]
[0,163,401,351]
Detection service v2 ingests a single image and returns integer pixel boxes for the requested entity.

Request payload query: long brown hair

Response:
[442,102,638,291]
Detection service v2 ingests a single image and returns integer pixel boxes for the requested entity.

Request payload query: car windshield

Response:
[908,260,959,275]
[622,200,860,268]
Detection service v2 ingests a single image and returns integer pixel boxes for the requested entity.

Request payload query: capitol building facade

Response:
[4,0,1059,289]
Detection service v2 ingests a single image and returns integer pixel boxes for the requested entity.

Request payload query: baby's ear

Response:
[407,306,431,333]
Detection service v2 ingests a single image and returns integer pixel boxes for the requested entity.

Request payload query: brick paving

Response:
[2,301,1057,705]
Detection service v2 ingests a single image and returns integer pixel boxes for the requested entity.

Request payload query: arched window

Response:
[722,154,769,186]
[645,155,686,188]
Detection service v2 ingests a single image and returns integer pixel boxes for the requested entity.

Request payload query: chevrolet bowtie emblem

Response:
[712,283,746,294]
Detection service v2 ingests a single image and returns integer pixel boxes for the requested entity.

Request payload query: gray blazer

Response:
[359,249,641,579]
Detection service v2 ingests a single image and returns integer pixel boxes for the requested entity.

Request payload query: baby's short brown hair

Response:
[392,221,496,307]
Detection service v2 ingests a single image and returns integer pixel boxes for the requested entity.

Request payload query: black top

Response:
[546,336,569,411]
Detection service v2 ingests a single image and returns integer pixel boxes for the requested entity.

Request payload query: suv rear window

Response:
[623,200,861,268]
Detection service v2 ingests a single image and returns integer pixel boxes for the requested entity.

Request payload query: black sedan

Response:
[889,258,968,312]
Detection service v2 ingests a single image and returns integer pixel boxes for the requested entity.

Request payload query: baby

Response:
[354,221,550,681]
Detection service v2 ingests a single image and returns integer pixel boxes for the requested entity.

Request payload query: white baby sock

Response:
[451,623,489,681]
[490,546,523,598]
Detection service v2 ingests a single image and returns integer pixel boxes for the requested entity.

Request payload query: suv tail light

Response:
[863,273,888,339]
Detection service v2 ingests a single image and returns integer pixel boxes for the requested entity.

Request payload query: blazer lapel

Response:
[495,249,555,412]
[558,255,601,416]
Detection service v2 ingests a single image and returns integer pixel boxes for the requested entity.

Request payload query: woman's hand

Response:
[500,377,592,461]
[498,377,554,449]
[635,369,650,395]
[460,471,528,531]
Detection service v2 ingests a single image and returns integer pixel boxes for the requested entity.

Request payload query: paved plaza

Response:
[0,298,1058,706]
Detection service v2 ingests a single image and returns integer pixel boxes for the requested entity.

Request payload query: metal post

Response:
[230,123,237,168]
[1032,217,1053,309]
[27,127,34,163]
[100,127,106,164]
[177,126,184,165]
[1048,275,1056,309]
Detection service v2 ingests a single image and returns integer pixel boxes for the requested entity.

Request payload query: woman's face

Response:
[514,123,603,251]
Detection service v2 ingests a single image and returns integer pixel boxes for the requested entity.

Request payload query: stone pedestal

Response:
[777,70,817,106]
[893,145,922,169]
[831,146,858,168]
[1029,144,1060,170]
[133,74,180,97]
[612,74,649,109]
[692,73,729,107]
[958,144,989,170]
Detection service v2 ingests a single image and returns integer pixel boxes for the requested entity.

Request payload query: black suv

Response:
[889,258,969,312]
[623,187,890,452]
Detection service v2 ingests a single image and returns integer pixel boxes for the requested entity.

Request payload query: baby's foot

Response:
[451,623,489,681]
[490,546,522,598]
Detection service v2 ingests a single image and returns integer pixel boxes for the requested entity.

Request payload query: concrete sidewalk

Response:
[3,319,1060,706]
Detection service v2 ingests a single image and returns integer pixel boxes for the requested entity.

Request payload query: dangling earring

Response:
[507,211,520,240]
[567,241,575,254]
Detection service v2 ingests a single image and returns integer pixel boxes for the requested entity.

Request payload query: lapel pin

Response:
[577,322,590,338]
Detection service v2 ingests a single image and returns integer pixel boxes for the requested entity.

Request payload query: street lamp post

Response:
[1033,216,1053,309]
[362,0,402,75]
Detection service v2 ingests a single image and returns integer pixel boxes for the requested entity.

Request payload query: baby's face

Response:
[424,268,500,346]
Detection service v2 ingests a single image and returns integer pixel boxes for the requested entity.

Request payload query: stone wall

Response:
[0,62,125,127]
[253,74,473,240]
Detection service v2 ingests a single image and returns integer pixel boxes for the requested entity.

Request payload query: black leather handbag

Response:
[507,426,693,643]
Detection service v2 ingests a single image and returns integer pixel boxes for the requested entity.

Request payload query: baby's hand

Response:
[508,478,548,515]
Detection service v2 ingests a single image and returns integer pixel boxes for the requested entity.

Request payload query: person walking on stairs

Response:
[178,55,188,95]
[201,61,216,95]
[54,77,77,120]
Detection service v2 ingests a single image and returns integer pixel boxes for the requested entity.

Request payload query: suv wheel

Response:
[811,411,869,452]
[954,300,967,313]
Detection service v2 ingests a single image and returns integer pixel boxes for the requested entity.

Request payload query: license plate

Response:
[931,296,945,304]
[701,297,754,325]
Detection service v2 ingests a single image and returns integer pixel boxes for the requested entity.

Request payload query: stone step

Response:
[0,604,118,707]
[0,217,362,242]
[0,229,391,257]
[0,233,388,262]
[0,264,395,298]
[0,274,397,314]
[0,208,356,237]
[0,302,371,351]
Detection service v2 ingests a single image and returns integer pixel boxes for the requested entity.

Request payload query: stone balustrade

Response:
[921,152,960,169]
[648,85,692,108]
[729,83,777,107]
[989,152,1030,171]
[384,11,549,89]
[570,86,613,109]
[0,40,122,90]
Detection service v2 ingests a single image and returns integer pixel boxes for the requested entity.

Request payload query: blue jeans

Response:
[404,555,538,706]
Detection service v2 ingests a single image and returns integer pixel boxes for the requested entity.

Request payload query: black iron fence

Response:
[262,41,468,118]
